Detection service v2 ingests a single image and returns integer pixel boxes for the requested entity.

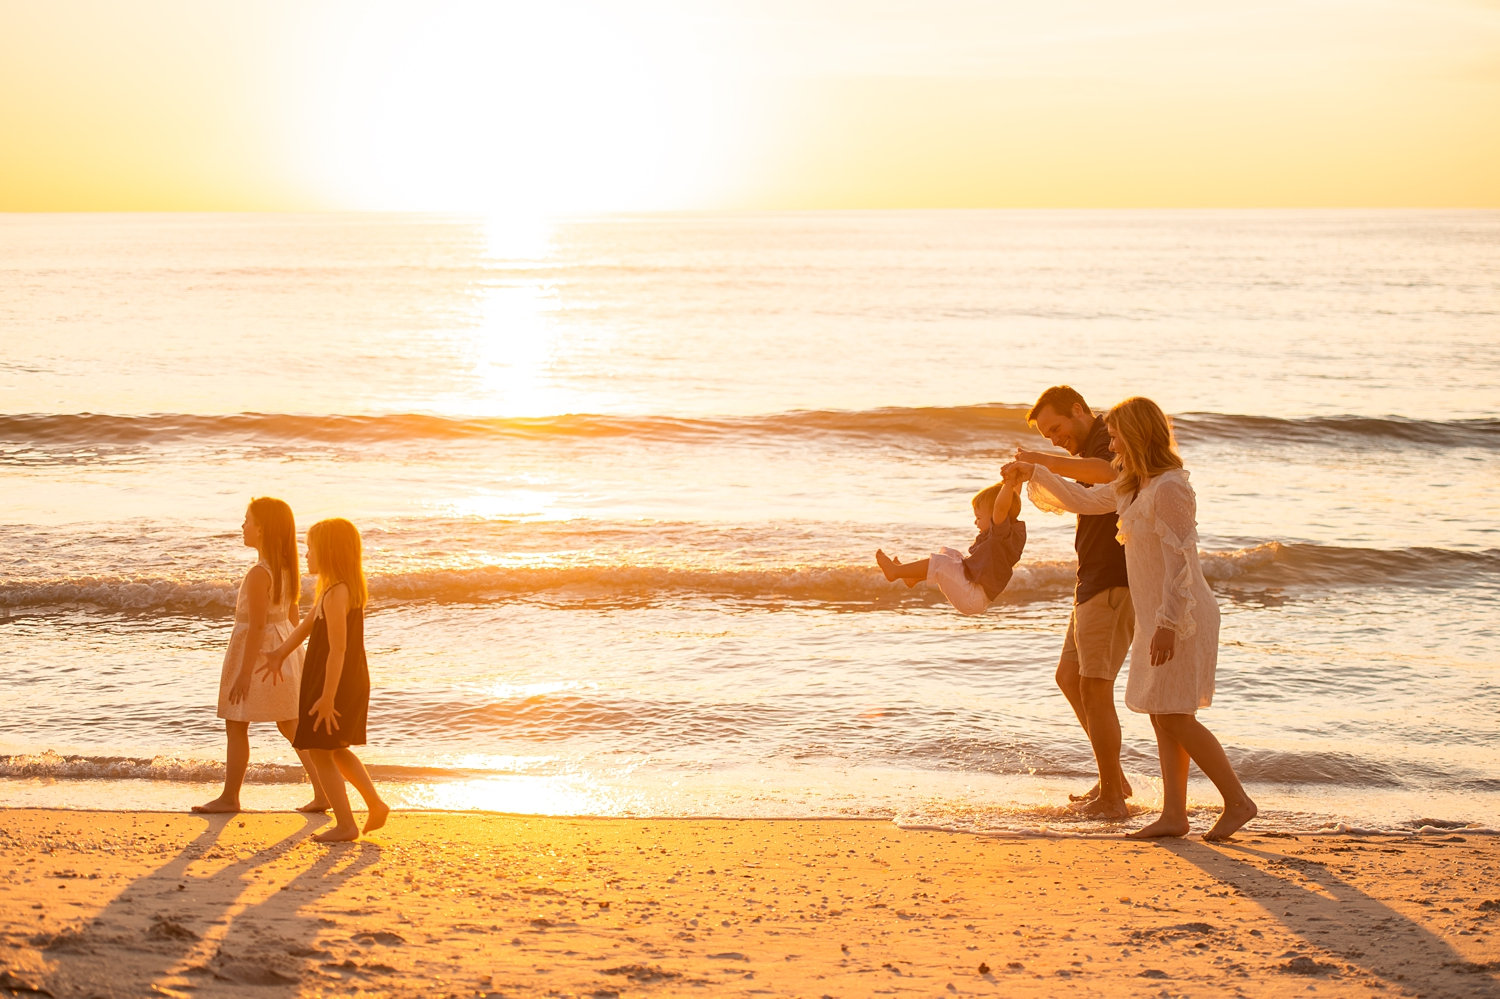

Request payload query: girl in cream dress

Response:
[1019,397,1256,841]
[193,498,327,814]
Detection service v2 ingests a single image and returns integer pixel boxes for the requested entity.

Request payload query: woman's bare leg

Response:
[193,720,249,813]
[1128,715,1192,838]
[1159,713,1257,840]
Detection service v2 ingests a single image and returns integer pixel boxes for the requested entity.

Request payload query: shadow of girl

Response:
[1165,840,1498,996]
[206,838,384,991]
[41,812,329,997]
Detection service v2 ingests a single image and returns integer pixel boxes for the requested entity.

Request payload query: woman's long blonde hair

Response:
[307,517,368,610]
[248,497,298,607]
[1105,397,1183,497]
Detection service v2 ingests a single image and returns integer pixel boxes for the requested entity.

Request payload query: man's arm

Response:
[1012,448,1114,484]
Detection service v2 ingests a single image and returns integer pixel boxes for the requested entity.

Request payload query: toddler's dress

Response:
[293,595,370,750]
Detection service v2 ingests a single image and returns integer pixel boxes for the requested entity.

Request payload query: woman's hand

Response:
[310,694,341,735]
[227,671,252,705]
[1150,626,1177,666]
[257,649,287,684]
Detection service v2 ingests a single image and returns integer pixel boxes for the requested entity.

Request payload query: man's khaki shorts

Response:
[1061,586,1134,681]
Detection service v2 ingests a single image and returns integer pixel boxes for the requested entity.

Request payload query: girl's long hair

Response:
[247,497,298,607]
[307,517,368,610]
[1105,397,1183,497]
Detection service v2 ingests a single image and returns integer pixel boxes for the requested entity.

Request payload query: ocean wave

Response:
[0,751,464,785]
[1,542,1493,615]
[2,407,1495,455]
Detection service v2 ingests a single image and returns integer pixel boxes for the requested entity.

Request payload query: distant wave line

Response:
[2,542,1494,615]
[2,408,1496,453]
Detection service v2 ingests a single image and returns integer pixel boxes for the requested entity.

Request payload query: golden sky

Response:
[3,0,1498,211]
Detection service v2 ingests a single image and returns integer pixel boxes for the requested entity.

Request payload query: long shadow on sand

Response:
[1164,839,1498,998]
[39,812,377,997]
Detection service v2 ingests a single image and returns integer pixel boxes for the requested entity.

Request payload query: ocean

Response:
[2,209,1497,835]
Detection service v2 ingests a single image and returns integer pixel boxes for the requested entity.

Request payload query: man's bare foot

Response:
[875,549,900,582]
[363,800,391,834]
[1069,777,1133,802]
[1076,796,1131,820]
[296,799,330,813]
[1204,797,1258,841]
[191,796,240,814]
[312,824,360,843]
[1126,815,1191,839]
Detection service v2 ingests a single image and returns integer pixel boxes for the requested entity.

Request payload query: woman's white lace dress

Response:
[215,559,304,722]
[1029,467,1219,715]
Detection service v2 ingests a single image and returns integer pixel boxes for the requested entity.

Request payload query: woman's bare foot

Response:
[1126,815,1191,839]
[296,799,330,813]
[312,823,360,843]
[875,549,901,582]
[363,800,391,834]
[1204,797,1258,841]
[191,796,240,814]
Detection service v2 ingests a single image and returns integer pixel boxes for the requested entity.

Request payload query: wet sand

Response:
[0,809,1496,998]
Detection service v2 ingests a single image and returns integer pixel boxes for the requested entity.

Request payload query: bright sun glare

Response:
[307,2,721,214]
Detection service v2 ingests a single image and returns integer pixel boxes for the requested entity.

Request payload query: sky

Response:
[2,0,1498,212]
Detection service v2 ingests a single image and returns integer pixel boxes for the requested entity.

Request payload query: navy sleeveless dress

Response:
[293,603,369,750]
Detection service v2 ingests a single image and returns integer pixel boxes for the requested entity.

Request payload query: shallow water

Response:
[2,210,1497,834]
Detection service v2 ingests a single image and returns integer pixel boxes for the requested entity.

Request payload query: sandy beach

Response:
[0,810,1494,998]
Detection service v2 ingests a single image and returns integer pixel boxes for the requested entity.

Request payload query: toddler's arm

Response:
[259,599,317,683]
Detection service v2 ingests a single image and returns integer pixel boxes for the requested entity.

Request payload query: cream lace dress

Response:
[1029,467,1219,715]
[215,559,304,722]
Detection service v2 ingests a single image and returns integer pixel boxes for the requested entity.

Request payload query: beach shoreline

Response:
[1,809,1496,998]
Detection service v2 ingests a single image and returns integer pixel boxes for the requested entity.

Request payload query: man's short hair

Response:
[1028,385,1089,426]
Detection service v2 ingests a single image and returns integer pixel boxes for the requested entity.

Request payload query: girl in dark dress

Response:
[263,518,388,842]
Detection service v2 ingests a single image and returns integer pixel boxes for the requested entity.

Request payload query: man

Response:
[1004,385,1133,818]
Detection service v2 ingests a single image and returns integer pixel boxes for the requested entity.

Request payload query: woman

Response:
[1015,397,1256,840]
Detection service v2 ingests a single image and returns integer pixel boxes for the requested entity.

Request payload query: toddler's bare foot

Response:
[1204,797,1258,841]
[313,823,360,843]
[296,799,330,813]
[363,800,391,834]
[875,549,901,582]
[1126,815,1191,839]
[191,796,240,814]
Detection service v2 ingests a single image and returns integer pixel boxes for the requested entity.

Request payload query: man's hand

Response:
[1001,461,1035,484]
[1012,447,1056,465]
[1149,626,1176,666]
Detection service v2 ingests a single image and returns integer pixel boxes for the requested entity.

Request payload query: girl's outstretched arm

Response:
[308,584,349,735]
[228,565,270,705]
[259,595,316,683]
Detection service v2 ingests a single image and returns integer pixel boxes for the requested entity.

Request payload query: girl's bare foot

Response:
[296,799,330,813]
[363,800,391,834]
[875,549,900,582]
[1126,815,1191,839]
[313,824,360,843]
[191,796,240,814]
[1204,797,1258,841]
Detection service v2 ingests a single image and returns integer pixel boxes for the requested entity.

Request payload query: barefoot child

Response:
[876,469,1027,615]
[263,517,388,842]
[194,498,328,814]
